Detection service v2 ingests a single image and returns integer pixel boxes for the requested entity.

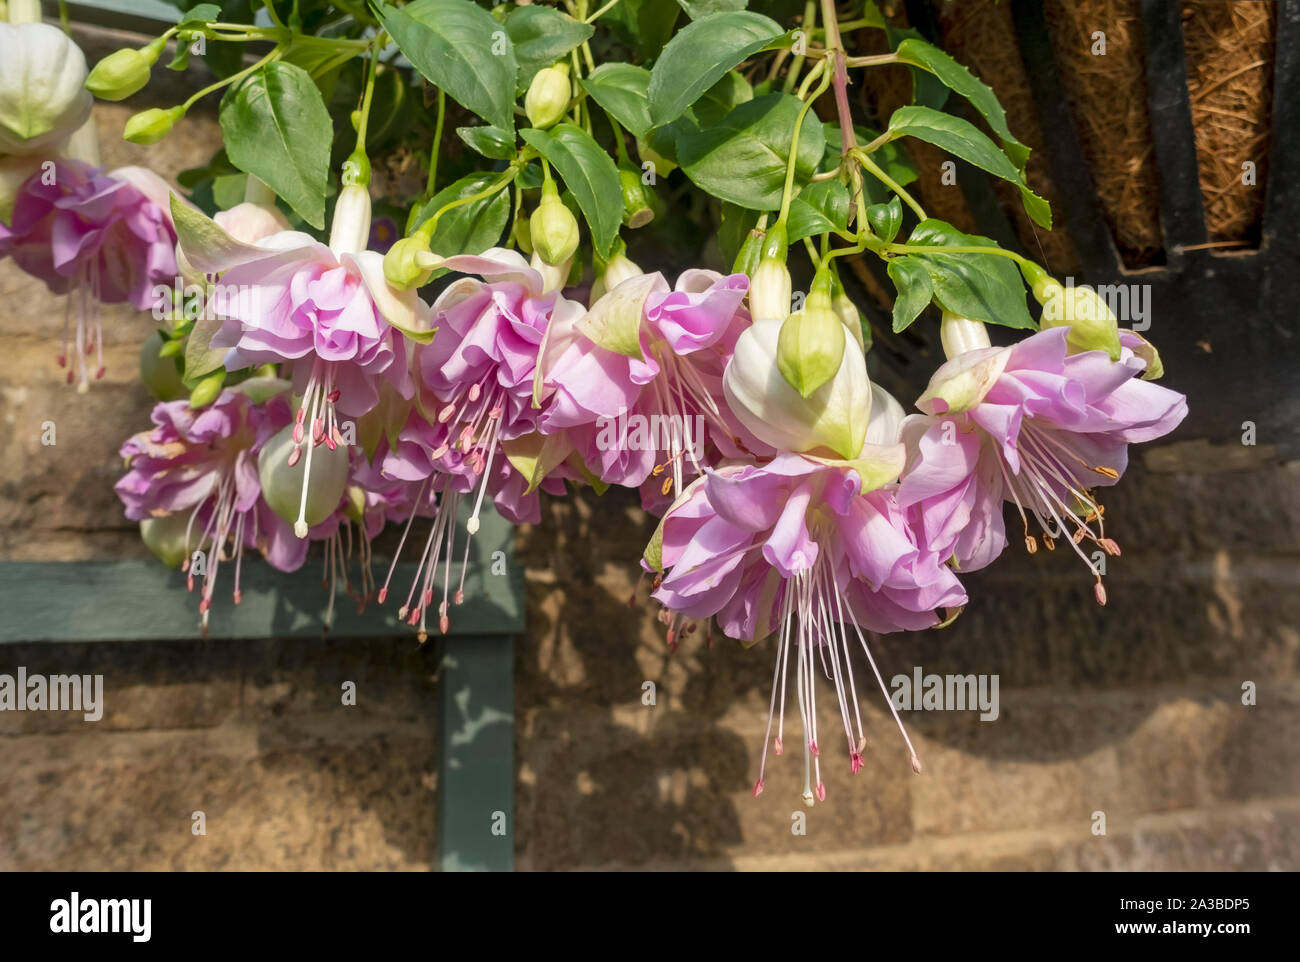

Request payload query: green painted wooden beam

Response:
[437,635,514,872]
[0,505,521,642]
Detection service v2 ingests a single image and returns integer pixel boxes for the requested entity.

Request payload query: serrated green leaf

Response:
[520,124,623,258]
[219,61,331,229]
[677,93,825,210]
[648,11,782,126]
[887,105,1021,181]
[378,0,516,133]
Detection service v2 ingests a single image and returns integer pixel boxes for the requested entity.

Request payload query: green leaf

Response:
[412,173,512,259]
[219,61,331,229]
[901,219,1035,330]
[177,3,220,25]
[887,105,1020,181]
[506,6,594,94]
[183,311,228,382]
[895,37,1030,170]
[580,63,653,139]
[677,92,825,211]
[692,70,753,127]
[520,124,623,258]
[676,0,747,19]
[648,11,782,126]
[787,179,851,243]
[456,124,516,161]
[377,0,516,134]
[886,257,932,333]
[886,106,1051,228]
[867,196,903,244]
[885,24,949,111]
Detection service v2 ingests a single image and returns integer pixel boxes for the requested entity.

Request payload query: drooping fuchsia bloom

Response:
[647,440,966,805]
[0,158,177,390]
[174,185,432,538]
[542,262,774,511]
[897,324,1188,602]
[376,247,584,638]
[115,389,304,633]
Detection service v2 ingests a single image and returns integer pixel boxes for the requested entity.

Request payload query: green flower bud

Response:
[776,269,846,398]
[86,37,165,102]
[530,184,580,266]
[619,164,653,228]
[123,105,184,145]
[1020,261,1122,360]
[748,223,791,321]
[139,331,186,402]
[383,235,434,291]
[524,63,571,130]
[829,267,866,351]
[139,514,202,569]
[188,369,225,410]
[513,211,534,255]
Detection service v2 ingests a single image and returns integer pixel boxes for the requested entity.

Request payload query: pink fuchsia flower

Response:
[374,248,584,637]
[897,325,1188,602]
[404,247,586,529]
[174,185,431,538]
[647,445,965,805]
[0,158,177,390]
[115,390,303,633]
[542,265,773,511]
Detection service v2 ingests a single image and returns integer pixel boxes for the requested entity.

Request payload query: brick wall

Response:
[2,25,1297,873]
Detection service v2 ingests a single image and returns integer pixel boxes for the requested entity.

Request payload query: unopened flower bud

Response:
[829,267,866,351]
[748,223,791,321]
[530,184,579,266]
[328,183,372,256]
[619,164,653,228]
[591,247,643,302]
[0,22,92,155]
[1020,261,1121,360]
[123,105,185,145]
[777,269,846,398]
[86,36,165,102]
[383,235,435,291]
[258,423,350,532]
[938,310,991,359]
[139,514,201,569]
[524,63,571,130]
[188,370,225,410]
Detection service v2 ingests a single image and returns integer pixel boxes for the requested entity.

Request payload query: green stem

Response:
[418,163,524,241]
[262,0,286,30]
[775,59,830,228]
[844,52,900,68]
[884,243,1030,266]
[182,43,284,111]
[426,87,446,197]
[782,1,817,95]
[351,36,383,162]
[855,149,926,221]
[584,0,624,23]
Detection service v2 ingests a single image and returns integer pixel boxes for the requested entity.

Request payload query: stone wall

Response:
[1,23,1297,872]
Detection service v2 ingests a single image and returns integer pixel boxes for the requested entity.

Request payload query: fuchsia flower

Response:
[648,439,965,803]
[376,248,584,638]
[0,159,177,389]
[543,266,772,510]
[175,184,431,538]
[115,390,304,632]
[897,326,1188,601]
